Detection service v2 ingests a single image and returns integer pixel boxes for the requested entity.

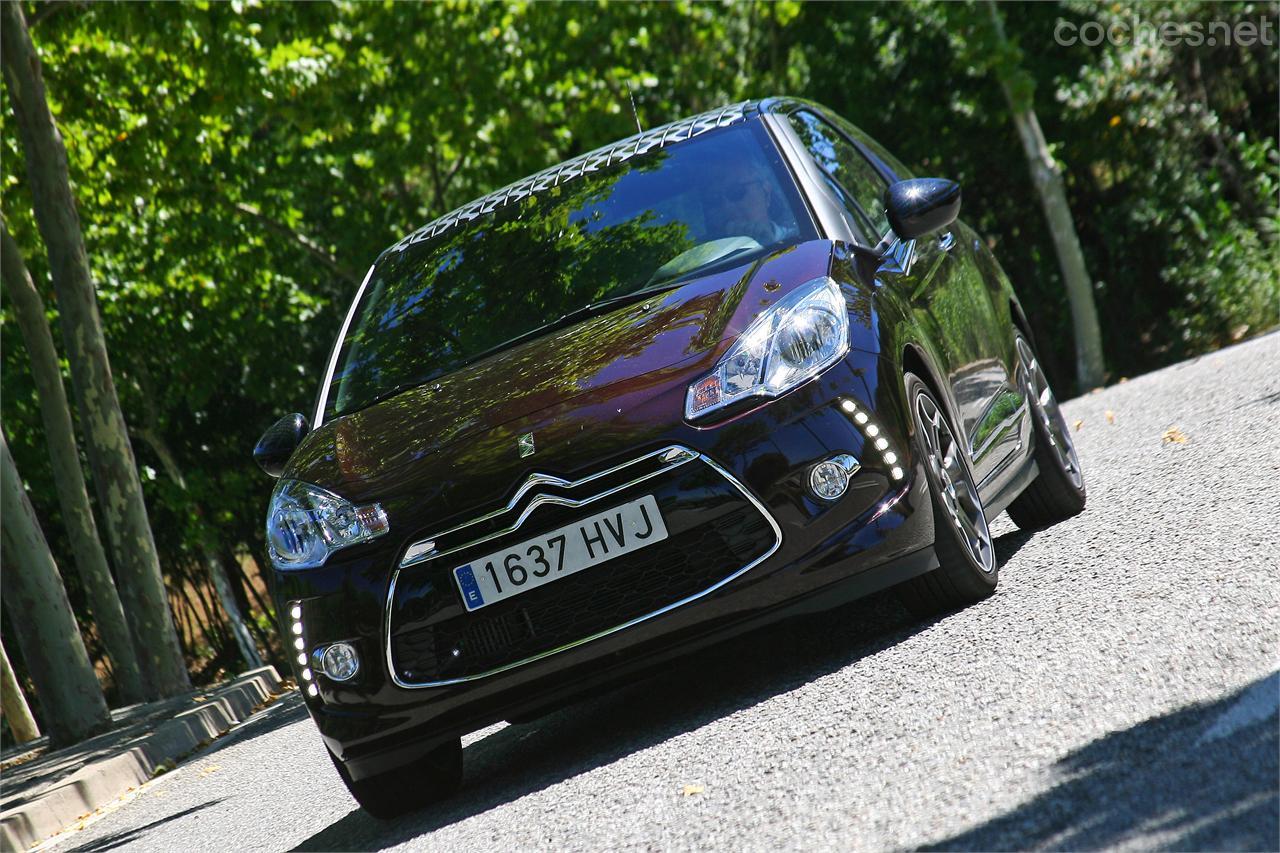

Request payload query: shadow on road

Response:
[69,799,224,852]
[924,671,1279,851]
[290,579,949,852]
[992,527,1035,564]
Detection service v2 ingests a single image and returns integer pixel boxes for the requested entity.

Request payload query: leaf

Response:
[1162,426,1188,444]
[1105,410,1115,424]
[681,784,704,796]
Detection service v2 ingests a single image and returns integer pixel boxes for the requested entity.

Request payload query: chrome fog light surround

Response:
[313,642,361,682]
[809,454,861,501]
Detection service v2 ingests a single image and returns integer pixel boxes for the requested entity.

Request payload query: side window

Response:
[788,111,892,241]
[827,113,917,182]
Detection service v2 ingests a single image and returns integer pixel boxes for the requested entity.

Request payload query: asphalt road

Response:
[51,333,1280,853]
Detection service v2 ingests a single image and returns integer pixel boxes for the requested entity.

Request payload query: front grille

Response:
[386,449,779,686]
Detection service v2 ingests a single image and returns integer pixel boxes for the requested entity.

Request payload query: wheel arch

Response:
[901,343,950,419]
[1009,297,1035,347]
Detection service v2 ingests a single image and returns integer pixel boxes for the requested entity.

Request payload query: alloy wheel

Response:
[1016,337,1083,490]
[914,391,995,573]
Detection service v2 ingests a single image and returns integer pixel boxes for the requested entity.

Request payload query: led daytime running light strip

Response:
[289,601,319,698]
[839,399,905,481]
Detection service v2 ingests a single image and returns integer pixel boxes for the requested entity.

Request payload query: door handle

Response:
[938,231,955,252]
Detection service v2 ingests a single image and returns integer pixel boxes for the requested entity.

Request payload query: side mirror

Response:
[253,413,310,478]
[883,178,961,241]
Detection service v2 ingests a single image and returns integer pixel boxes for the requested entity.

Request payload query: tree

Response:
[982,0,1106,389]
[0,218,146,705]
[1,432,111,746]
[1,640,41,744]
[1,1,189,697]
[137,431,263,671]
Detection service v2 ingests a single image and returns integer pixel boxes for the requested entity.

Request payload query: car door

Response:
[785,109,1019,486]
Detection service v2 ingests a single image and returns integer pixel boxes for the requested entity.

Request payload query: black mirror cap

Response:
[883,178,962,241]
[253,413,310,478]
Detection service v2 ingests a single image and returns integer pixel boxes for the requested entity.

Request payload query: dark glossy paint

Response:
[883,178,962,241]
[253,412,310,477]
[267,97,1039,782]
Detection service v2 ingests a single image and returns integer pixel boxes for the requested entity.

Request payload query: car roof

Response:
[383,98,812,258]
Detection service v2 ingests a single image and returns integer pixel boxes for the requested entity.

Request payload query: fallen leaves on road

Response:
[1162,426,1189,444]
[1105,410,1115,424]
[1073,419,1084,431]
[681,784,704,797]
[198,764,221,777]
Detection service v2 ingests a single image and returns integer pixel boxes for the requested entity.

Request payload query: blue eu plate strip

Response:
[454,564,485,610]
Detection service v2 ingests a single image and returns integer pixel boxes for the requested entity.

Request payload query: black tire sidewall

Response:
[905,372,998,590]
[1016,333,1087,503]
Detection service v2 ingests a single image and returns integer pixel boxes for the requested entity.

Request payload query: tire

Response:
[329,737,462,819]
[896,372,999,617]
[1006,333,1086,530]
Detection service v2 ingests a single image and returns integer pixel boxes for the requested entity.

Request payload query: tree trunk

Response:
[205,548,264,669]
[1,640,41,744]
[237,551,277,623]
[134,427,264,670]
[222,545,281,665]
[1,432,111,746]
[0,219,146,706]
[179,581,219,656]
[1,1,189,697]
[985,1,1106,391]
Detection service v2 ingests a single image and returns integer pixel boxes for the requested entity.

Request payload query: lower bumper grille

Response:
[386,448,780,686]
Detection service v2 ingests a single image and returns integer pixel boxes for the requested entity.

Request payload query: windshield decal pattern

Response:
[388,101,757,254]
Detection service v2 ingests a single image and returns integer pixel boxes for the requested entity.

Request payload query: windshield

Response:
[323,120,815,420]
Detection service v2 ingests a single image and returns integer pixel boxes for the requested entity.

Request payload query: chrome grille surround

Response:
[384,445,782,689]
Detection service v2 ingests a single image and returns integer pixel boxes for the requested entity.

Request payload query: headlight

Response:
[686,276,849,419]
[266,479,389,570]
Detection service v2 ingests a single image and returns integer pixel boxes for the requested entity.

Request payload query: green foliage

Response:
[791,0,1278,379]
[0,0,1275,679]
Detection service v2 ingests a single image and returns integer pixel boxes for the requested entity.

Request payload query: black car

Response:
[254,97,1085,818]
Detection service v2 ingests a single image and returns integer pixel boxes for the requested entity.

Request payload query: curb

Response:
[0,667,283,852]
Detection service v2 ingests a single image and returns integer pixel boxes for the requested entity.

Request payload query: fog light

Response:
[317,642,360,682]
[809,454,860,501]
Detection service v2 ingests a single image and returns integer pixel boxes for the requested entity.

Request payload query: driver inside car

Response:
[707,157,798,246]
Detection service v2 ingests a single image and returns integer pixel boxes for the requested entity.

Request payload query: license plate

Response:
[452,494,668,612]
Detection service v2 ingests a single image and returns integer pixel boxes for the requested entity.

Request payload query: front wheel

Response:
[1006,334,1086,530]
[896,372,999,617]
[330,737,462,820]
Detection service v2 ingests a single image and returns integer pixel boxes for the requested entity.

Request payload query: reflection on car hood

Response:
[286,240,836,497]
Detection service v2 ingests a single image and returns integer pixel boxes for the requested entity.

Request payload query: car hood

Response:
[285,239,837,504]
